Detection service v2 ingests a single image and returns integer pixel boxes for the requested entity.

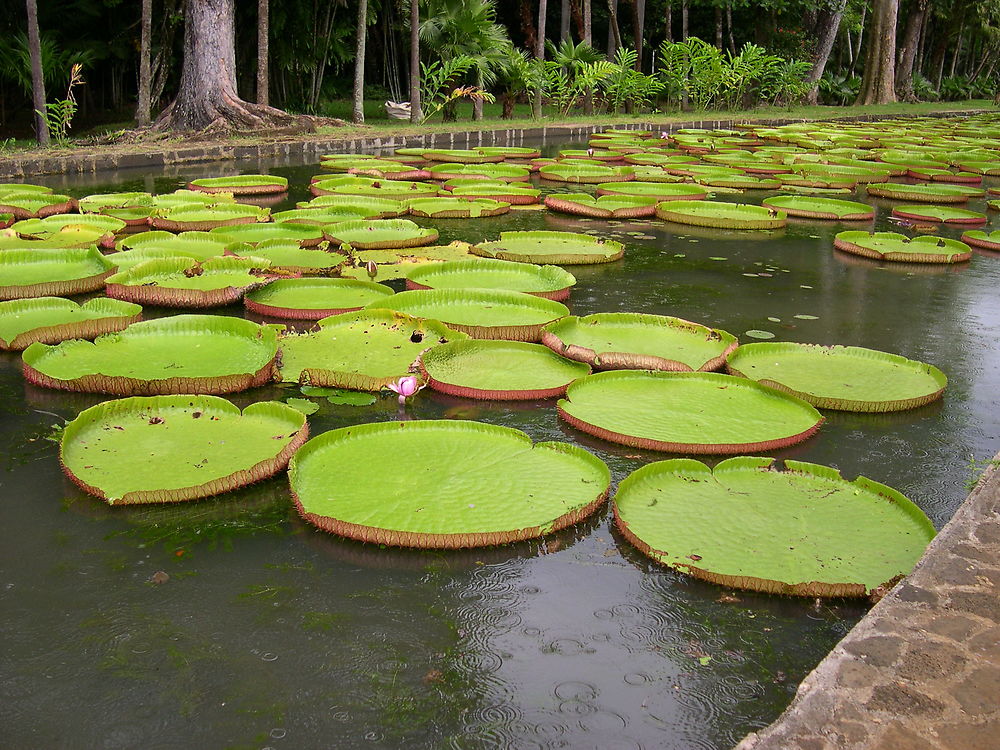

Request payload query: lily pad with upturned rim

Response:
[13,213,126,239]
[405,197,510,218]
[364,287,569,342]
[289,419,610,548]
[209,222,325,246]
[655,201,787,229]
[538,163,636,184]
[294,194,408,218]
[865,182,982,203]
[150,203,270,231]
[187,175,289,195]
[557,370,823,453]
[0,297,142,350]
[833,231,971,264]
[244,277,394,319]
[472,230,624,265]
[0,193,76,219]
[0,247,115,300]
[596,182,708,201]
[228,239,345,275]
[446,183,541,204]
[612,457,935,597]
[541,313,738,372]
[726,342,947,412]
[61,395,307,504]
[323,219,439,250]
[276,309,467,389]
[761,196,874,220]
[405,258,576,301]
[104,256,274,308]
[960,230,1000,251]
[889,205,988,226]
[542,193,658,219]
[22,314,279,395]
[418,339,590,399]
[420,149,504,164]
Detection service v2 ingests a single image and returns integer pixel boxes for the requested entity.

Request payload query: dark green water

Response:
[3,145,999,750]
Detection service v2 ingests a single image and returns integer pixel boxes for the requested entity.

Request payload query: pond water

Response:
[3,139,1000,750]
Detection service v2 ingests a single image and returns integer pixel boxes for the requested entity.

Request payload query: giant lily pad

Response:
[613,457,935,597]
[244,278,394,319]
[596,182,708,201]
[472,230,624,265]
[0,297,141,350]
[426,163,530,182]
[151,189,236,209]
[311,177,440,200]
[761,196,874,220]
[295,194,408,218]
[0,192,76,219]
[289,420,610,547]
[364,288,569,341]
[960,230,1000,251]
[538,163,635,184]
[0,247,115,299]
[61,396,307,504]
[418,339,589,399]
[187,175,289,195]
[231,239,345,275]
[113,230,232,262]
[477,146,542,159]
[726,342,946,412]
[542,193,658,219]
[277,309,467,389]
[655,201,787,229]
[338,242,480,282]
[406,258,576,301]
[150,203,270,231]
[323,219,439,250]
[105,256,273,308]
[834,231,971,264]
[865,182,981,203]
[420,149,503,164]
[889,205,988,225]
[23,314,278,394]
[542,313,737,371]
[447,182,541,204]
[557,371,823,453]
[406,197,510,218]
[209,222,325,246]
[78,192,154,213]
[14,213,126,239]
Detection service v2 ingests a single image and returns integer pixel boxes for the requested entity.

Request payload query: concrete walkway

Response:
[736,455,1000,750]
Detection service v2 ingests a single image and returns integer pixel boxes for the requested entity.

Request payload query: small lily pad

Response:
[744,330,775,339]
[285,397,320,415]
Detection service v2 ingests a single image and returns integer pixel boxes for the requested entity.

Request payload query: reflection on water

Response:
[2,142,999,749]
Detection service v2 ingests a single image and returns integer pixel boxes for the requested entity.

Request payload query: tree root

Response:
[152,91,342,135]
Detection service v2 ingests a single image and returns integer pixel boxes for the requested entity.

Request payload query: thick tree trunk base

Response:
[153,90,319,134]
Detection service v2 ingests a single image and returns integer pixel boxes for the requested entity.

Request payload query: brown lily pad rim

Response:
[0,297,142,350]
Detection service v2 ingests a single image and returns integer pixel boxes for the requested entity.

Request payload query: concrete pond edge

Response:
[735,452,1000,750]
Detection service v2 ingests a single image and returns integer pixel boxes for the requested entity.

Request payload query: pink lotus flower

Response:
[387,375,421,405]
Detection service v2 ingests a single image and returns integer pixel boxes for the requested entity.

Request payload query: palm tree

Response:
[352,0,367,123]
[533,0,547,118]
[409,0,422,122]
[136,0,152,126]
[420,0,512,121]
[25,0,48,145]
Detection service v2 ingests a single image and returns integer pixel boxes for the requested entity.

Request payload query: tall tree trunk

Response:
[714,6,723,49]
[257,0,269,105]
[848,3,865,74]
[725,2,734,53]
[561,0,571,41]
[583,0,593,113]
[681,0,688,40]
[633,0,645,69]
[608,0,622,54]
[136,0,152,126]
[533,0,547,118]
[352,0,367,124]
[154,0,300,131]
[804,0,846,105]
[948,22,964,77]
[665,1,672,42]
[895,0,927,101]
[26,0,49,146]
[473,69,484,120]
[855,0,898,104]
[409,0,422,122]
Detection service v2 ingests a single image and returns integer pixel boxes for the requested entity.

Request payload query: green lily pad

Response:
[105,256,273,308]
[326,390,377,406]
[696,175,782,189]
[322,159,428,180]
[209,222,325,245]
[77,192,154,213]
[865,182,982,203]
[542,313,738,372]
[745,330,775,339]
[277,309,467,389]
[0,193,76,219]
[405,197,510,218]
[477,146,542,159]
[960,230,1000,251]
[0,247,115,299]
[61,395,307,504]
[596,182,708,200]
[557,371,823,453]
[295,194,408,218]
[421,149,503,164]
[833,231,971,264]
[285,397,321,415]
[116,230,231,259]
[406,258,576,301]
[906,167,982,184]
[323,219,439,250]
[418,339,590,400]
[446,183,541,204]
[23,314,278,395]
[244,277,394,319]
[14,213,126,238]
[761,196,874,220]
[272,208,378,225]
[289,420,610,547]
[613,457,935,597]
[0,296,142,350]
[655,201,787,229]
[231,239,345,275]
[150,203,270,231]
[726,342,947,412]
[364,288,569,341]
[538,163,635,184]
[311,177,440,200]
[0,183,53,197]
[542,193,658,219]
[890,205,988,225]
[472,230,624,265]
[426,163,530,182]
[188,174,289,195]
[151,189,236,209]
